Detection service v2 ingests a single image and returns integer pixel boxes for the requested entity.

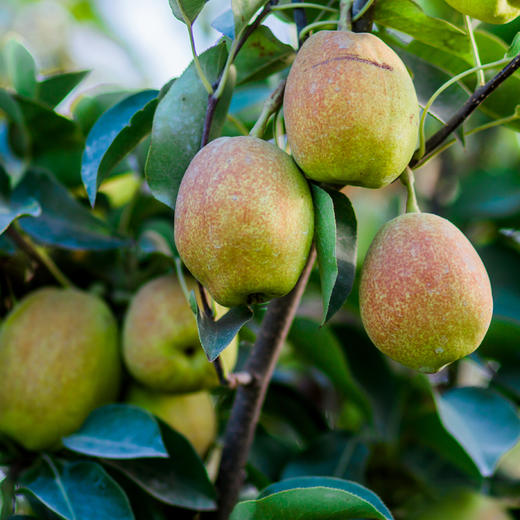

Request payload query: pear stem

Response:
[338,0,353,31]
[249,79,286,139]
[464,16,485,87]
[401,167,421,214]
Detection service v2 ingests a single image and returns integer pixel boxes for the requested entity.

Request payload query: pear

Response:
[0,288,120,451]
[284,31,419,188]
[359,213,493,373]
[126,385,216,456]
[123,274,238,393]
[444,0,520,24]
[174,136,314,307]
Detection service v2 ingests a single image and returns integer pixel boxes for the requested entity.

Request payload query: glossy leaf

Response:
[81,89,158,206]
[311,185,357,324]
[435,387,520,477]
[21,458,134,520]
[37,71,90,108]
[230,477,393,520]
[62,404,168,459]
[105,420,216,511]
[14,169,128,250]
[146,42,233,209]
[4,39,37,98]
[168,0,207,24]
[197,304,253,362]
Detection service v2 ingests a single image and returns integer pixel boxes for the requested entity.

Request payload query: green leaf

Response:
[232,0,268,38]
[146,42,233,209]
[234,25,295,85]
[230,477,393,520]
[311,186,357,324]
[14,169,128,250]
[37,71,90,108]
[197,304,253,362]
[371,0,471,58]
[81,90,158,206]
[506,32,520,58]
[62,404,168,459]
[20,458,134,520]
[0,89,29,158]
[4,39,37,98]
[168,0,207,24]
[435,387,520,477]
[0,190,41,235]
[104,420,216,511]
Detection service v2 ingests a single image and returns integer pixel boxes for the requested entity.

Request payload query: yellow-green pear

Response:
[126,385,216,456]
[174,136,314,307]
[0,288,121,451]
[284,31,419,188]
[359,213,493,373]
[444,0,520,24]
[123,274,238,393]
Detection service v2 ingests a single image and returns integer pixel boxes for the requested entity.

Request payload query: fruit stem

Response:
[338,0,353,31]
[271,2,338,13]
[464,16,485,87]
[298,19,340,40]
[401,167,421,214]
[186,22,214,95]
[249,79,286,139]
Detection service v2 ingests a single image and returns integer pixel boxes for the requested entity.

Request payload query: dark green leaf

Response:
[146,42,233,209]
[62,404,168,459]
[15,169,129,250]
[168,0,207,24]
[230,476,393,520]
[311,185,357,324]
[37,71,90,108]
[20,458,134,520]
[435,387,520,477]
[104,420,216,511]
[4,39,37,98]
[234,25,295,85]
[0,89,29,157]
[81,90,158,206]
[0,190,41,235]
[197,304,253,362]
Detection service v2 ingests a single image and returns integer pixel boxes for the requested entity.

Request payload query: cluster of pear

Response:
[175,29,493,372]
[0,275,234,456]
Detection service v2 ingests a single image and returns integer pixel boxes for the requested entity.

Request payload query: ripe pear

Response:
[174,136,314,307]
[444,0,520,24]
[284,31,419,188]
[359,213,493,373]
[123,274,238,393]
[0,288,120,451]
[126,385,216,456]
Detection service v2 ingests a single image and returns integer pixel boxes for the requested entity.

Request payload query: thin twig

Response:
[292,0,309,45]
[249,79,286,138]
[212,357,228,386]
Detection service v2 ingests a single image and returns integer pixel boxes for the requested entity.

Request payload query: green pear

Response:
[359,213,493,373]
[126,385,216,456]
[123,274,238,393]
[413,490,512,520]
[283,31,419,188]
[0,288,120,451]
[444,0,520,24]
[174,136,314,307]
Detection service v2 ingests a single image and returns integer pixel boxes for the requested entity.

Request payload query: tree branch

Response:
[411,51,520,168]
[211,248,316,520]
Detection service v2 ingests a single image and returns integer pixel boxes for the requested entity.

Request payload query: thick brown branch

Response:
[411,51,520,167]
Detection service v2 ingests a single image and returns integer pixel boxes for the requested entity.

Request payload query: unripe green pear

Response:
[284,31,419,188]
[123,275,238,393]
[126,385,216,456]
[174,136,314,307]
[0,288,121,451]
[359,213,493,373]
[444,0,520,24]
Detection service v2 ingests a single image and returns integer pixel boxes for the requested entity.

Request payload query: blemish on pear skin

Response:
[310,54,393,71]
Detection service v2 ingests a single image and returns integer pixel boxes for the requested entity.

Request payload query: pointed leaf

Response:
[197,304,253,362]
[435,387,520,477]
[37,71,90,108]
[20,459,134,520]
[311,185,357,324]
[146,42,233,209]
[81,89,158,206]
[62,404,168,459]
[4,39,37,98]
[169,0,207,24]
[230,477,393,520]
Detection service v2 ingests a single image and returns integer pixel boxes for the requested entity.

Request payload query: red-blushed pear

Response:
[0,288,121,451]
[359,213,493,373]
[125,385,216,457]
[123,274,238,393]
[174,136,314,307]
[444,0,520,24]
[283,30,419,188]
